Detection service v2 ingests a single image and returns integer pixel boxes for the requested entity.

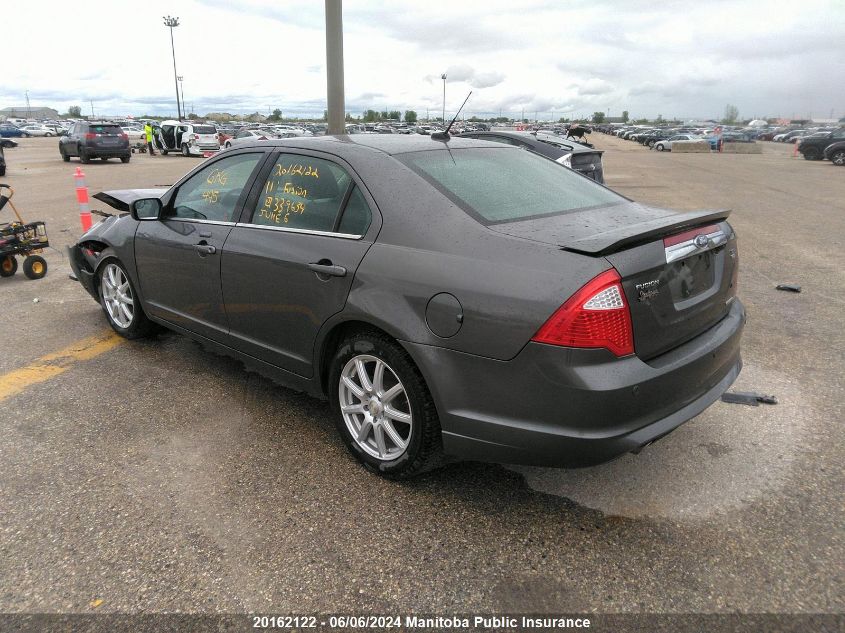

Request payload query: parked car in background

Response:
[0,138,18,149]
[797,128,845,160]
[0,124,25,138]
[121,126,146,141]
[18,124,56,137]
[155,121,220,156]
[823,140,845,166]
[59,121,130,163]
[774,130,806,143]
[68,135,743,477]
[223,128,274,149]
[653,134,702,151]
[0,145,6,176]
[460,130,604,183]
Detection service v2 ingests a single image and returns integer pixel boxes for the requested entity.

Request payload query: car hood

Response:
[487,201,731,256]
[92,188,168,212]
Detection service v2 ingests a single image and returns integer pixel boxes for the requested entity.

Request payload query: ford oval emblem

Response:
[694,234,710,248]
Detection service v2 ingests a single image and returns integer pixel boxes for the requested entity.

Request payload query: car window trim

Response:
[233,222,365,240]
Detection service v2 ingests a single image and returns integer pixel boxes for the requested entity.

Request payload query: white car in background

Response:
[653,134,702,151]
[156,121,220,156]
[121,126,146,141]
[18,124,56,137]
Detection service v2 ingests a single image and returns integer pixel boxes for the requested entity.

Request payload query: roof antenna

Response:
[432,91,472,141]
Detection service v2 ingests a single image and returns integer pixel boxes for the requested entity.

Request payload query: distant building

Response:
[0,106,60,119]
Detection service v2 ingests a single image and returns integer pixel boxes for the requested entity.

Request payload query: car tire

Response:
[101,157,109,162]
[224,141,231,149]
[648,140,656,147]
[0,165,5,177]
[181,144,190,157]
[120,156,130,164]
[22,133,30,138]
[0,255,17,277]
[97,259,155,339]
[162,149,168,155]
[830,150,845,166]
[45,132,53,137]
[802,148,820,160]
[60,147,70,162]
[656,144,665,151]
[22,255,47,280]
[329,330,444,478]
[79,147,90,164]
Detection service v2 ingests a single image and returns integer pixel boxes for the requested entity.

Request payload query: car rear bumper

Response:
[404,297,745,467]
[86,145,130,157]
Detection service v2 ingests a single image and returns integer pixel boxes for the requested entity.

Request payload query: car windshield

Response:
[193,125,216,134]
[399,147,622,224]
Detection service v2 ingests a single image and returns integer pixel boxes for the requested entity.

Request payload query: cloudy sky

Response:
[3,0,844,121]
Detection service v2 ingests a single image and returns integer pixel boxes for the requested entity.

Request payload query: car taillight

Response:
[531,269,634,357]
[85,133,97,140]
[193,134,199,140]
[120,133,128,141]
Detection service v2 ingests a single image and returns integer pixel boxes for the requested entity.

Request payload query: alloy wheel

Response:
[101,263,134,328]
[831,151,845,166]
[339,355,413,461]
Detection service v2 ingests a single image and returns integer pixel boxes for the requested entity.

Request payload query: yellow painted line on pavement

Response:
[0,331,123,402]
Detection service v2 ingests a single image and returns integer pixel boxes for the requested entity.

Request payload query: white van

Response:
[156,121,220,156]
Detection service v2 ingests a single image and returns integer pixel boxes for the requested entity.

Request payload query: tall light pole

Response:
[441,73,447,123]
[324,0,345,135]
[163,15,182,121]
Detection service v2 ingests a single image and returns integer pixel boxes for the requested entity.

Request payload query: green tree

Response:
[322,110,328,122]
[363,110,378,122]
[404,110,418,123]
[621,110,629,122]
[380,110,389,120]
[723,104,739,124]
[592,111,606,124]
[266,108,282,122]
[67,105,82,118]
[656,113,664,123]
[388,110,401,121]
[557,117,570,123]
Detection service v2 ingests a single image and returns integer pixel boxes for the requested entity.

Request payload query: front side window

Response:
[249,153,354,232]
[399,147,623,224]
[170,153,262,222]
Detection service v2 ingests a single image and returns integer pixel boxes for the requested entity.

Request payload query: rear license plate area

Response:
[667,251,715,301]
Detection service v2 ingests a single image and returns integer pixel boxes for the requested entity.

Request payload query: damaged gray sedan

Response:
[69,135,744,477]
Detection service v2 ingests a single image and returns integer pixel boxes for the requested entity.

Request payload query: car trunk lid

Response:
[489,203,738,359]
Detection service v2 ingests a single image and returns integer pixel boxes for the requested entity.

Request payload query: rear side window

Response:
[337,186,372,235]
[90,125,121,135]
[170,153,262,222]
[250,153,355,233]
[399,148,622,224]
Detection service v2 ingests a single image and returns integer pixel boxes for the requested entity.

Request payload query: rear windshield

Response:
[90,125,121,134]
[398,147,622,224]
[193,125,216,134]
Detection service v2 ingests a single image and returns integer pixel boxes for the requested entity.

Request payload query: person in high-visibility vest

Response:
[144,123,156,156]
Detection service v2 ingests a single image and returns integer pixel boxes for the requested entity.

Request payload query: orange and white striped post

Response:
[74,166,92,231]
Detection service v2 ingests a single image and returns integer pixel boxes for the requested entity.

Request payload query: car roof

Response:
[228,134,503,157]
[463,130,597,153]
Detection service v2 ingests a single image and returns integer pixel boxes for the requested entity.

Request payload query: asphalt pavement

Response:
[0,136,841,619]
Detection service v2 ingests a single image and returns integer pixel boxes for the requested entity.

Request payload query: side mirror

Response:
[130,198,162,221]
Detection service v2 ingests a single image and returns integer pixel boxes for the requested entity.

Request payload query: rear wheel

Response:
[120,156,130,163]
[656,144,665,151]
[22,255,47,279]
[329,331,443,478]
[98,260,154,339]
[79,147,90,164]
[830,150,845,166]
[60,147,70,162]
[181,144,190,156]
[162,149,168,155]
[0,255,17,277]
[101,157,109,162]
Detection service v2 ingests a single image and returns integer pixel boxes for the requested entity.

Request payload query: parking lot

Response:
[0,136,842,618]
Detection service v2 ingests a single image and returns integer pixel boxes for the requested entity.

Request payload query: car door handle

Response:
[195,243,216,255]
[307,262,347,277]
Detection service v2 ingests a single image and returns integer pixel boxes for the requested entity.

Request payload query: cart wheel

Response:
[23,255,47,280]
[0,255,17,277]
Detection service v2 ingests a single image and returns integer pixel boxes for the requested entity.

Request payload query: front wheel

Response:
[181,144,190,156]
[830,150,845,166]
[802,148,820,160]
[329,331,443,478]
[161,149,168,155]
[656,144,665,151]
[98,260,154,339]
[60,147,70,162]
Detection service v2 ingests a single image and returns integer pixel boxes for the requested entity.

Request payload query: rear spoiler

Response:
[92,188,168,213]
[562,209,732,256]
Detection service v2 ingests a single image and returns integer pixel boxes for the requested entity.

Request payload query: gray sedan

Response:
[69,135,744,478]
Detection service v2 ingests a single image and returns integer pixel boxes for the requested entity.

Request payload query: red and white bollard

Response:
[74,166,92,231]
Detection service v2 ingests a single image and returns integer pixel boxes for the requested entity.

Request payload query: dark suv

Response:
[59,121,130,164]
[797,128,845,160]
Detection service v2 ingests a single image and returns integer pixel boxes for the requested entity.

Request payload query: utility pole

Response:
[324,0,345,134]
[163,16,183,121]
[90,100,95,118]
[178,76,185,116]
[441,73,447,123]
[25,91,31,119]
